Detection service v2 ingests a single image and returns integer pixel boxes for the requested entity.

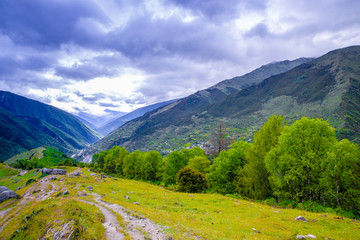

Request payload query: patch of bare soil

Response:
[93,194,169,240]
[79,199,125,240]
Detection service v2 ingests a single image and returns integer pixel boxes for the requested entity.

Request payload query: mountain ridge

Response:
[81,57,315,157]
[0,91,100,161]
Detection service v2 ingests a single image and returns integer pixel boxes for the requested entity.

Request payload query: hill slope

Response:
[0,166,359,239]
[97,99,178,136]
[0,91,100,161]
[82,57,313,156]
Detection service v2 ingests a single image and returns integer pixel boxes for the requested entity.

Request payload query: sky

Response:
[0,0,359,117]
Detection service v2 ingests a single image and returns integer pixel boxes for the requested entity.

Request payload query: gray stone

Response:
[77,193,88,197]
[70,171,81,176]
[0,186,20,203]
[15,186,23,191]
[125,196,130,199]
[85,186,93,191]
[296,235,306,239]
[295,216,307,222]
[63,190,69,195]
[133,202,140,205]
[41,168,66,175]
[101,173,106,179]
[305,234,317,238]
[89,173,97,176]
[49,177,57,180]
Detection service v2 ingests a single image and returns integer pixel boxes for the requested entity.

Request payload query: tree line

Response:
[90,116,360,217]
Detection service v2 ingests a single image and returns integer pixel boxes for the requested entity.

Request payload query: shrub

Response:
[176,166,208,193]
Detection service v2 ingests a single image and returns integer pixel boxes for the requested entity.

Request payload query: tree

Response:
[321,139,360,210]
[236,115,283,200]
[188,156,211,174]
[176,166,208,193]
[162,147,206,184]
[143,150,162,181]
[208,120,232,156]
[208,141,249,194]
[265,117,337,202]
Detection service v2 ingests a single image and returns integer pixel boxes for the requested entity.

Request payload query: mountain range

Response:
[80,56,317,157]
[0,91,99,161]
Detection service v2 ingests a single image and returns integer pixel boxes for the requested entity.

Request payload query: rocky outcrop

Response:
[0,186,20,203]
[41,168,66,175]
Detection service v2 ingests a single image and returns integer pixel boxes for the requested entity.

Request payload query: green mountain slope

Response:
[82,57,314,157]
[0,91,100,161]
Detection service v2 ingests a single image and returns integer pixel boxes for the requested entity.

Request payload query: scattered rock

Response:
[63,190,69,195]
[70,171,81,176]
[85,186,93,191]
[89,173,97,176]
[41,168,67,175]
[49,177,57,180]
[295,216,307,222]
[112,177,118,180]
[189,195,193,197]
[101,173,106,179]
[15,186,23,191]
[133,202,140,205]
[112,191,116,193]
[297,235,306,239]
[305,234,317,238]
[0,186,20,203]
[352,219,360,223]
[77,193,88,197]
[334,216,343,220]
[125,196,130,199]
[252,228,261,233]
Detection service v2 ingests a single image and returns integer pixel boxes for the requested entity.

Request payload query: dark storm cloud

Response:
[0,0,359,115]
[0,0,106,48]
[168,0,266,21]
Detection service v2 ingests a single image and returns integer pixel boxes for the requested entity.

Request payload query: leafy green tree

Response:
[236,115,283,200]
[176,166,208,193]
[265,117,337,202]
[321,139,360,210]
[208,141,249,194]
[143,150,162,181]
[188,156,211,174]
[123,150,143,178]
[162,147,206,184]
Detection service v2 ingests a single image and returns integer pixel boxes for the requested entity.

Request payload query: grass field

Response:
[1,165,360,239]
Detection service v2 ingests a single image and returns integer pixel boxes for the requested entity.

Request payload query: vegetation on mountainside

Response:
[82,58,313,157]
[90,115,360,219]
[0,91,99,162]
[82,46,360,158]
[8,147,76,170]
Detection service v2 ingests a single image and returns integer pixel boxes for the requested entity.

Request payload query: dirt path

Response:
[79,200,125,240]
[93,194,169,240]
[0,175,59,233]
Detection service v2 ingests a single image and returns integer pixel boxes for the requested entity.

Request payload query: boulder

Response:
[296,236,306,239]
[305,234,317,238]
[101,173,106,179]
[70,171,81,176]
[0,186,20,203]
[42,168,66,175]
[295,216,307,222]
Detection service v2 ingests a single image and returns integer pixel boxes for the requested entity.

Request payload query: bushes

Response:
[176,166,208,193]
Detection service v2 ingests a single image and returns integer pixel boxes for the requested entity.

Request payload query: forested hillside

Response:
[0,91,99,161]
[83,57,313,157]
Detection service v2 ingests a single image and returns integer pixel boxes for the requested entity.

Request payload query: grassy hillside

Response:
[4,146,74,169]
[0,91,100,161]
[83,58,313,157]
[0,166,359,239]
